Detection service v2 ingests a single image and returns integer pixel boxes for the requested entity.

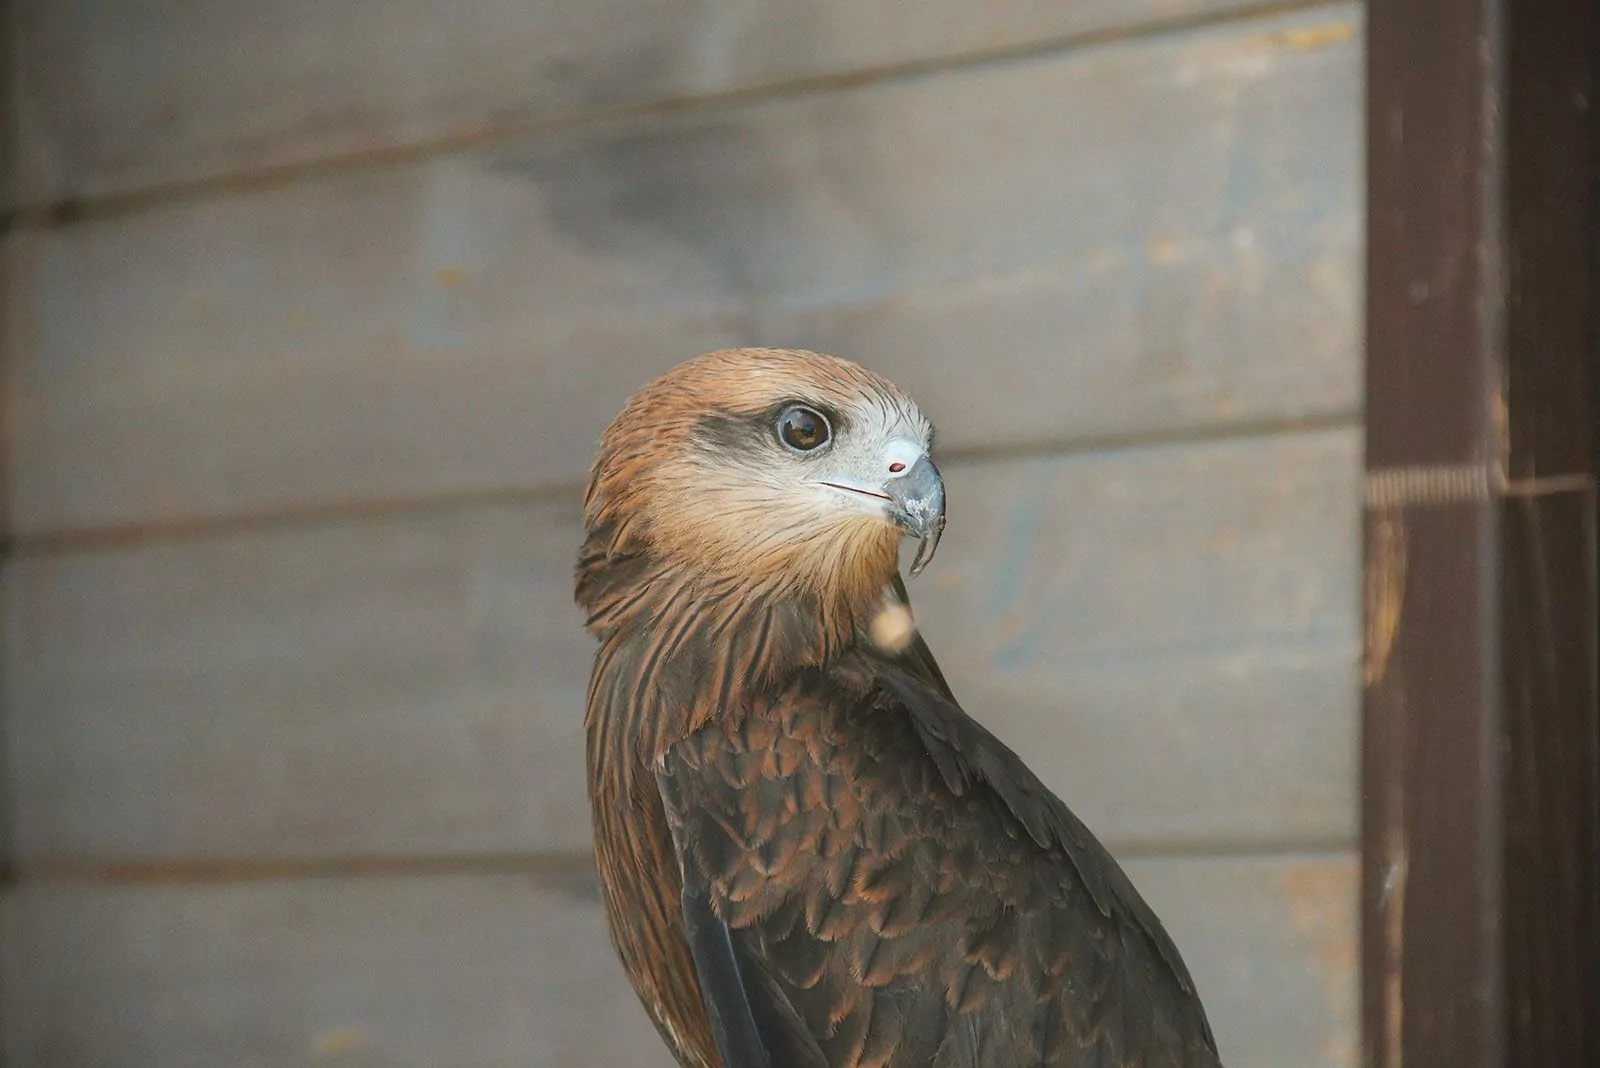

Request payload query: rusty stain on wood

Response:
[1145,237,1183,265]
[1379,812,1408,1068]
[1279,862,1360,1063]
[1491,385,1509,477]
[1362,511,1406,687]
[312,1028,370,1057]
[1249,21,1356,52]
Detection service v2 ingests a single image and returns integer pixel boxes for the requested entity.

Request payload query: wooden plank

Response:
[1496,2,1600,1063]
[2,869,679,1068]
[1363,0,1504,1052]
[1363,0,1600,1064]
[915,429,1361,848]
[1129,854,1358,1068]
[1499,491,1599,1066]
[1,854,1357,1068]
[4,429,1360,864]
[6,5,1363,535]
[14,0,1301,204]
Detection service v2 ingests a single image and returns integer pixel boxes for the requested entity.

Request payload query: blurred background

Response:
[2,1,1362,1065]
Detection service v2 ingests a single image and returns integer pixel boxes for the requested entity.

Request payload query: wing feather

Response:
[654,656,1221,1067]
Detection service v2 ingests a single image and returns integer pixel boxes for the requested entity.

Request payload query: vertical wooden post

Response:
[1,0,17,877]
[1,8,16,1054]
[1364,1,1600,1066]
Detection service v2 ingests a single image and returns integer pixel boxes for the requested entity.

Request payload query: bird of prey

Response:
[576,348,1221,1067]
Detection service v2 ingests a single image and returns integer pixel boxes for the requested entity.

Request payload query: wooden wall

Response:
[2,1,1364,1064]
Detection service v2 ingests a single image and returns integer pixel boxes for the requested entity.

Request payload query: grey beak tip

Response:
[907,519,944,578]
[887,454,946,578]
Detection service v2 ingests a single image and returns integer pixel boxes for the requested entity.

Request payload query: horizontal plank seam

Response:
[11,837,1359,885]
[9,0,1353,227]
[14,852,598,885]
[6,409,1362,556]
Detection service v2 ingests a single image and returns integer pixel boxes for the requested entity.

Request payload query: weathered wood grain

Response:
[6,5,1363,534]
[1363,0,1600,1061]
[0,854,1358,1068]
[14,0,1305,204]
[2,869,678,1068]
[1132,854,1359,1068]
[4,429,1359,863]
[916,428,1361,848]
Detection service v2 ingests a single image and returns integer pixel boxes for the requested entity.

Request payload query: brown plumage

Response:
[577,348,1222,1068]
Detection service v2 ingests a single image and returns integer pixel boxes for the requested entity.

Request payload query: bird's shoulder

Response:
[655,620,1219,1065]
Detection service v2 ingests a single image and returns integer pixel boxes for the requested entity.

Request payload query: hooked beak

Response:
[885,455,945,577]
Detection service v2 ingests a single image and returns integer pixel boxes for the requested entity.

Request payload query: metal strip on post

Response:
[1363,1,1600,1066]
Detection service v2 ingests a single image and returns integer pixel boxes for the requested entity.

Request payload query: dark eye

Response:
[777,405,831,452]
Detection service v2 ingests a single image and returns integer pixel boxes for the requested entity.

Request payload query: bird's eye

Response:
[777,405,831,452]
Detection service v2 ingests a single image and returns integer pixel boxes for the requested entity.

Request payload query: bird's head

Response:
[582,348,944,606]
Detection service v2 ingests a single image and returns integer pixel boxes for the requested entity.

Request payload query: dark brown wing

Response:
[656,662,1222,1068]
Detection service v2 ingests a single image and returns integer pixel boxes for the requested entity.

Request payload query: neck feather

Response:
[577,528,897,786]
